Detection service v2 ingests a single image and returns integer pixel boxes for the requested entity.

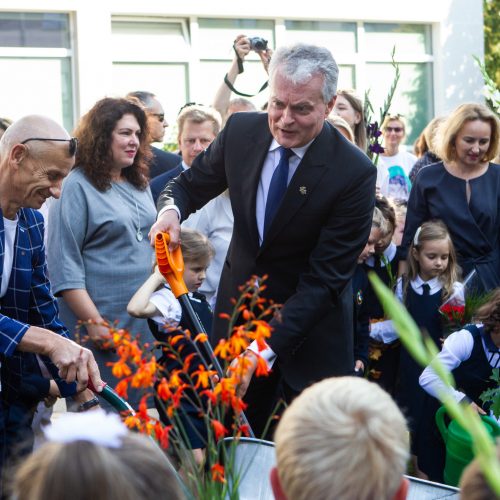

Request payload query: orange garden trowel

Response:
[155,232,255,438]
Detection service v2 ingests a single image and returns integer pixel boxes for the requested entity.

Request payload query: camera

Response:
[248,37,268,51]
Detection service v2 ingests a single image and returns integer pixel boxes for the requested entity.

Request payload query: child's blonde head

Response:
[180,228,215,266]
[407,220,459,300]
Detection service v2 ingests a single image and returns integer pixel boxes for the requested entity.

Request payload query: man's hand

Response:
[470,401,487,415]
[46,335,103,392]
[229,350,258,399]
[148,209,181,250]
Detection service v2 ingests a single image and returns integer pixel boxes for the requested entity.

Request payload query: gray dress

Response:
[47,168,156,407]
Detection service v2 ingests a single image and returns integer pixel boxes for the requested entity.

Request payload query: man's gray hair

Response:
[126,91,156,109]
[268,43,339,102]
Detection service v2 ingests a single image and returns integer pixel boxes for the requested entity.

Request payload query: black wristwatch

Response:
[77,396,100,412]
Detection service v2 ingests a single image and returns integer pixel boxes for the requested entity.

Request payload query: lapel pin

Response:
[299,186,307,195]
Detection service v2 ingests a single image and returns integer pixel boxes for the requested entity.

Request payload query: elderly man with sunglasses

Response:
[0,115,103,479]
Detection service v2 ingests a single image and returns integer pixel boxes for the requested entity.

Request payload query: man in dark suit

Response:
[126,91,181,179]
[149,43,376,436]
[150,104,221,204]
[0,116,103,476]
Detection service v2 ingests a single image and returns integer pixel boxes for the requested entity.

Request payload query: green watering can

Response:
[435,405,500,486]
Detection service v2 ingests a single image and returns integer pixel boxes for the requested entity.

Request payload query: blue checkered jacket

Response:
[0,208,75,403]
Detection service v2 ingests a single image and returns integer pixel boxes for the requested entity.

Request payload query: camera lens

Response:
[249,37,268,51]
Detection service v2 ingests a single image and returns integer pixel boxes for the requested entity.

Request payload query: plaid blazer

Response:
[0,208,75,403]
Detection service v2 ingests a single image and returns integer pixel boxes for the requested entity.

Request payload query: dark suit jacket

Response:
[149,146,181,179]
[158,112,376,391]
[150,164,184,205]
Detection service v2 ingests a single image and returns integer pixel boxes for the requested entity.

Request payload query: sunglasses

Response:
[385,127,403,133]
[178,102,204,115]
[21,137,78,157]
[149,113,165,123]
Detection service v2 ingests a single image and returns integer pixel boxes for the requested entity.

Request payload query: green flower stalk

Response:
[364,47,401,166]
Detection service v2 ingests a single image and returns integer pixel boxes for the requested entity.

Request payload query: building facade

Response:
[0,0,485,145]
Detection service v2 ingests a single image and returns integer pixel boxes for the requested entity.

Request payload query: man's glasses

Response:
[21,137,78,157]
[385,127,403,133]
[149,113,165,123]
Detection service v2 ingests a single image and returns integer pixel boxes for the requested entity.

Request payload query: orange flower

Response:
[248,320,272,345]
[214,377,236,405]
[111,359,131,378]
[238,424,250,437]
[138,395,149,420]
[194,332,208,343]
[242,309,253,321]
[157,377,172,401]
[183,353,196,372]
[169,369,183,388]
[228,330,249,356]
[211,463,226,483]
[158,424,172,449]
[124,414,141,430]
[115,379,129,399]
[131,358,157,388]
[192,365,218,389]
[254,354,269,377]
[200,389,217,405]
[218,313,231,320]
[170,334,185,346]
[214,339,232,360]
[211,419,228,440]
[230,395,248,414]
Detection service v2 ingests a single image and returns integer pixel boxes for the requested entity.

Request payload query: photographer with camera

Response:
[212,34,272,124]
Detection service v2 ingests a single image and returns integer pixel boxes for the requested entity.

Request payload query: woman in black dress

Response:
[401,103,500,292]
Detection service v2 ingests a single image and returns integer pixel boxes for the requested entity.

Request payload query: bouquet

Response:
[439,270,490,337]
[103,276,280,499]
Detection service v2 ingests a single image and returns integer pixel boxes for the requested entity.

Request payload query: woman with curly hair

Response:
[47,97,156,408]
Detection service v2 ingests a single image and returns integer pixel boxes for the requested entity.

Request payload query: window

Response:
[111,18,190,144]
[0,12,74,131]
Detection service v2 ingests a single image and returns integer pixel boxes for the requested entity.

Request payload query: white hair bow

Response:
[413,226,422,246]
[43,409,127,448]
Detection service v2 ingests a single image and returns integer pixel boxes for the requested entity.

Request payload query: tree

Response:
[483,0,500,87]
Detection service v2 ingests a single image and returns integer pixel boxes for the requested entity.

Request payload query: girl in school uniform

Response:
[420,288,500,416]
[127,228,215,459]
[419,288,500,479]
[397,219,464,479]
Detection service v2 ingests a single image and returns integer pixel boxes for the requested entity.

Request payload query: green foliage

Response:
[473,55,500,115]
[483,0,500,88]
[479,369,500,419]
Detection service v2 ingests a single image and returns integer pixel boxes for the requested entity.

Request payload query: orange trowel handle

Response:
[155,233,188,298]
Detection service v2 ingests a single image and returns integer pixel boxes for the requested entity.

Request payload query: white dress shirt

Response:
[1,216,18,298]
[255,139,311,244]
[419,324,500,421]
